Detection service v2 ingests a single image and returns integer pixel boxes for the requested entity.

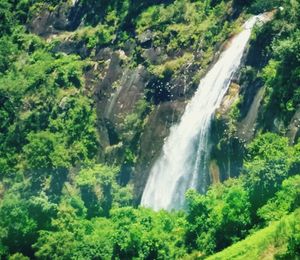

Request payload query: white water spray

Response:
[141,16,264,211]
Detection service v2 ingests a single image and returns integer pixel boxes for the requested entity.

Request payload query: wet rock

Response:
[209,160,221,184]
[209,38,267,185]
[237,86,265,142]
[169,64,199,100]
[210,126,245,181]
[287,108,300,145]
[217,82,240,117]
[133,100,186,203]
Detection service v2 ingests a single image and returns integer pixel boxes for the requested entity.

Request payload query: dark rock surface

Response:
[51,40,90,58]
[287,108,300,145]
[27,2,77,37]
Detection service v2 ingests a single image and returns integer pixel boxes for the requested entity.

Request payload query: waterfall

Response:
[141,15,264,211]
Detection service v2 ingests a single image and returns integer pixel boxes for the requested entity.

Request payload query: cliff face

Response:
[208,9,300,186]
[25,1,296,202]
[2,1,300,258]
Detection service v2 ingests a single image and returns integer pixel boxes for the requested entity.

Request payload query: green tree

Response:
[0,36,17,73]
[34,201,91,259]
[185,178,250,255]
[111,207,186,259]
[258,175,300,223]
[75,164,120,217]
[0,193,37,257]
[0,0,14,36]
[244,133,293,213]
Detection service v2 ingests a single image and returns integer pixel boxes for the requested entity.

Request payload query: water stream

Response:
[141,16,263,211]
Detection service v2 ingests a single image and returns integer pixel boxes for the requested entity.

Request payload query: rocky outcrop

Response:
[90,49,151,155]
[51,40,90,58]
[237,86,265,142]
[86,45,191,201]
[287,108,300,145]
[217,82,240,117]
[103,64,148,128]
[209,160,221,184]
[27,2,81,37]
[27,1,278,204]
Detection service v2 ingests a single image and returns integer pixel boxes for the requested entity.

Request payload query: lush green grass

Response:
[207,209,300,260]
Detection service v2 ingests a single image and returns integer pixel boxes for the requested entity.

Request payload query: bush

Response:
[249,0,280,14]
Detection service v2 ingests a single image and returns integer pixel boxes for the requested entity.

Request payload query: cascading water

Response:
[141,15,265,211]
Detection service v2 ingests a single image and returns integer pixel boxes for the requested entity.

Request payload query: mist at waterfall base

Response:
[141,15,264,211]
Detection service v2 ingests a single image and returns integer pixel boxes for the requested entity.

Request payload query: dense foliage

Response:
[0,0,299,259]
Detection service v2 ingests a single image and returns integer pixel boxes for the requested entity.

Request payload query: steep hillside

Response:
[207,209,300,260]
[0,0,299,259]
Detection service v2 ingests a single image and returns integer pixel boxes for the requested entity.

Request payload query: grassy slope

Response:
[207,210,300,260]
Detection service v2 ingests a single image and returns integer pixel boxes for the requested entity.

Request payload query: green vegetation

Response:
[3,128,300,258]
[207,210,300,260]
[0,0,299,259]
[246,0,300,127]
[183,133,300,257]
[185,179,251,255]
[33,207,186,259]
